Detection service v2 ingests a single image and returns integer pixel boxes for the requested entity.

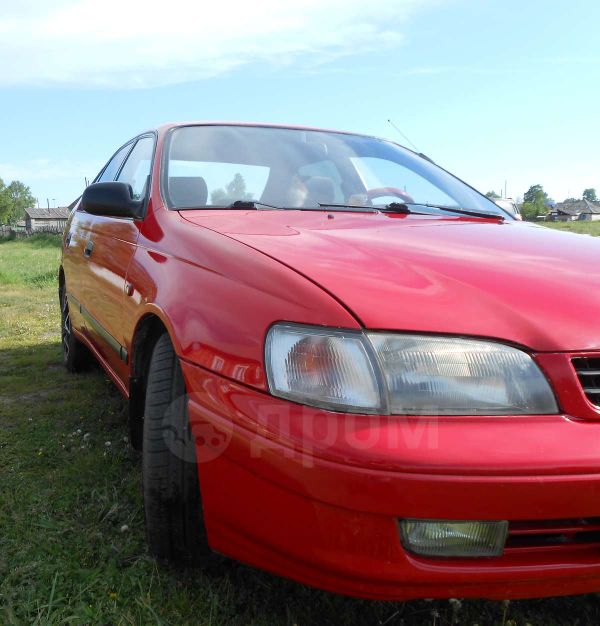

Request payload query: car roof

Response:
[150,121,385,142]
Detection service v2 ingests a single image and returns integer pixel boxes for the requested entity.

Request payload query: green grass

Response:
[2,234,600,625]
[0,233,63,288]
[542,220,600,236]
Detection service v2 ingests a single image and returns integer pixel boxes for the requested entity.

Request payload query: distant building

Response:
[24,207,70,232]
[549,199,600,222]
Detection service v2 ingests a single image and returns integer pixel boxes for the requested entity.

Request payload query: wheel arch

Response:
[128,306,179,450]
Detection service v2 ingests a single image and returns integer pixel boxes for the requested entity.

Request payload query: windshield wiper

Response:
[228,200,283,210]
[318,203,379,213]
[317,201,503,220]
[177,200,283,211]
[327,202,427,215]
[231,201,379,213]
[404,203,504,220]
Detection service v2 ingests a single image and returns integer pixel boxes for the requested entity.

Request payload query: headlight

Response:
[265,324,383,413]
[265,324,558,415]
[368,334,558,415]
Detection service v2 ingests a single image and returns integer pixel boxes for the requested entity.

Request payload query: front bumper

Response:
[181,358,600,600]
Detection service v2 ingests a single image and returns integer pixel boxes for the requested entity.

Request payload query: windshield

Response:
[164,125,507,217]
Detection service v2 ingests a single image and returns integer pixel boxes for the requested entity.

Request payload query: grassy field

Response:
[2,234,600,625]
[541,220,600,236]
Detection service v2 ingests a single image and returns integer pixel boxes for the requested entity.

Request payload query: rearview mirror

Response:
[81,182,143,218]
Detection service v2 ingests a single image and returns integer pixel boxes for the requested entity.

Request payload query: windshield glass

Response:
[164,125,506,217]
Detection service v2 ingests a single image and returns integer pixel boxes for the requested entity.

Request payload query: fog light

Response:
[399,519,508,558]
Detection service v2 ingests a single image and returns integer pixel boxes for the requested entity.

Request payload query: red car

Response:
[60,122,600,601]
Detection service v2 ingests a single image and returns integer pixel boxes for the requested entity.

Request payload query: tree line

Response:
[0,178,35,225]
[486,186,597,221]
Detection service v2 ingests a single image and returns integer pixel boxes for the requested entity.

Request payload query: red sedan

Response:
[60,122,600,601]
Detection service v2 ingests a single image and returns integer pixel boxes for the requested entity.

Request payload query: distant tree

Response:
[519,202,539,221]
[210,173,253,206]
[485,190,500,199]
[0,178,5,223]
[6,181,35,223]
[520,184,550,221]
[0,178,36,225]
[523,184,548,205]
[583,188,597,202]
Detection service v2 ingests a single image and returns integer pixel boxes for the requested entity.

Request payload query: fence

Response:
[0,224,64,238]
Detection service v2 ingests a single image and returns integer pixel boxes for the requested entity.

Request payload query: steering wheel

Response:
[366,186,415,205]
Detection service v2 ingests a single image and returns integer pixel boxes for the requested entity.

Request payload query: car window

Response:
[168,160,270,206]
[117,136,155,200]
[97,143,133,183]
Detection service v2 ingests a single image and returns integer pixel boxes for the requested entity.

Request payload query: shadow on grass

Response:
[2,340,600,625]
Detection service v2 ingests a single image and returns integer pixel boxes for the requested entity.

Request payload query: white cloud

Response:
[0,0,435,89]
[0,158,100,183]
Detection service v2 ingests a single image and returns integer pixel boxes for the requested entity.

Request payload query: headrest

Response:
[168,176,208,208]
[305,176,335,205]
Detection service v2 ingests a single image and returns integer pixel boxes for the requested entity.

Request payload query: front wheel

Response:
[142,333,213,567]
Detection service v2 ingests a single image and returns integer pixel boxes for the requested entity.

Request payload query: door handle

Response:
[84,240,94,258]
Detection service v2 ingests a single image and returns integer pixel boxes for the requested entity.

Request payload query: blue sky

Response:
[1,0,598,207]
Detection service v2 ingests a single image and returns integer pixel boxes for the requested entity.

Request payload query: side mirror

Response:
[81,182,143,218]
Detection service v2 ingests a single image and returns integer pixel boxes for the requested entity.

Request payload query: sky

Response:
[0,0,598,207]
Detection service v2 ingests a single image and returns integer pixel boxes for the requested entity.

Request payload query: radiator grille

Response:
[572,357,600,408]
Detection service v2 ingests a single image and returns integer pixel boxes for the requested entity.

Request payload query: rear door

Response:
[81,134,155,383]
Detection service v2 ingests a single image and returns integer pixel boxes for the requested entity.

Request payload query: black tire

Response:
[59,283,91,373]
[142,333,212,567]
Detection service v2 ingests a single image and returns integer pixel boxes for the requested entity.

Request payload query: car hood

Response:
[180,210,600,352]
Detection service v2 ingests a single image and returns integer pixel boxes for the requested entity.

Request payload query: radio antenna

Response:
[387,119,420,153]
